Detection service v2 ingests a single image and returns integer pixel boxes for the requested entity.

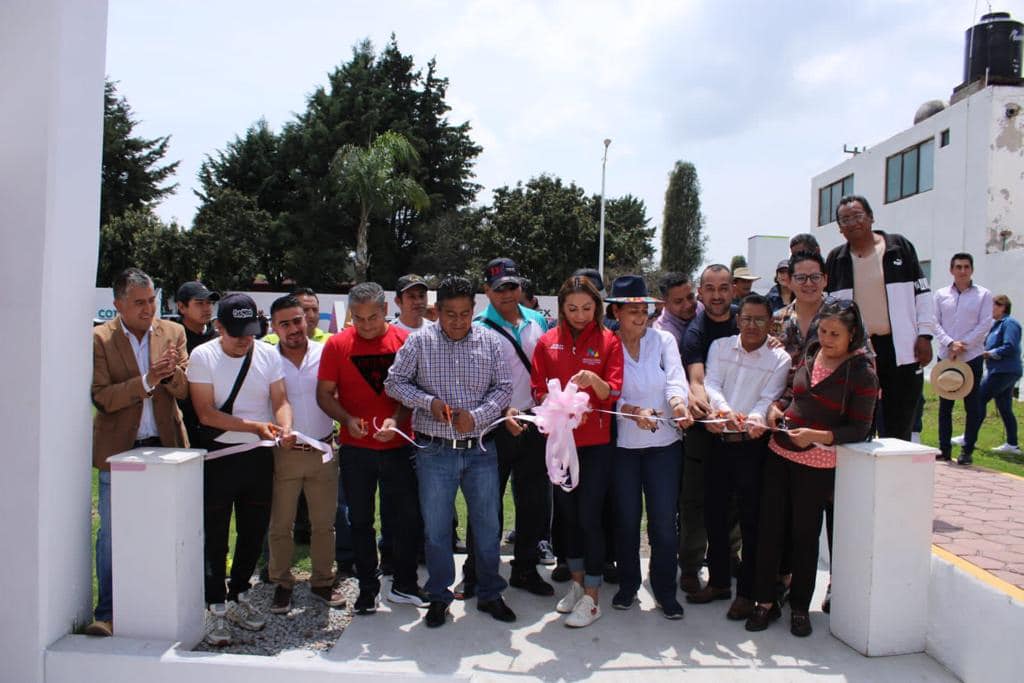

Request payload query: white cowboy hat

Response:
[929,359,975,401]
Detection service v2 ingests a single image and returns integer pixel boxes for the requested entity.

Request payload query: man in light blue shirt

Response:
[934,253,993,464]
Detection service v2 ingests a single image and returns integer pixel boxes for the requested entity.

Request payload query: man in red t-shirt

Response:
[316,282,426,615]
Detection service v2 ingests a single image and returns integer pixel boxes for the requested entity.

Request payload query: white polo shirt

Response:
[278,340,334,440]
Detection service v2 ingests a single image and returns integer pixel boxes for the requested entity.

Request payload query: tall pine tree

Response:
[660,161,706,279]
[97,80,179,286]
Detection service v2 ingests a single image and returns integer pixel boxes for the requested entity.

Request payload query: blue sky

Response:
[106,0,992,274]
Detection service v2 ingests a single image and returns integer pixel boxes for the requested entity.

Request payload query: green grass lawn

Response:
[919,382,1024,477]
[90,385,1023,609]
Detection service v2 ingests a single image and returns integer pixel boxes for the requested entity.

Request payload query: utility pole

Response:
[598,138,611,280]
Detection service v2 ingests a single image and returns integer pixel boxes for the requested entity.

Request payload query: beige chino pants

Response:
[268,445,339,589]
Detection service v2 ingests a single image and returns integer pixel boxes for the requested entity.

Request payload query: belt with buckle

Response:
[719,432,768,444]
[133,436,161,447]
[291,434,334,452]
[421,434,491,450]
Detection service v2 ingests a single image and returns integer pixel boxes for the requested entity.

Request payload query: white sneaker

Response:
[205,603,231,646]
[537,540,557,566]
[556,581,585,614]
[992,442,1022,455]
[227,592,266,631]
[951,434,966,446]
[565,594,601,628]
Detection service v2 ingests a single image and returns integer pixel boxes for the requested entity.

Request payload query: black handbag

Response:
[197,347,253,451]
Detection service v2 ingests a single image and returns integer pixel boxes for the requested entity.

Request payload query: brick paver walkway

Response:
[932,462,1024,589]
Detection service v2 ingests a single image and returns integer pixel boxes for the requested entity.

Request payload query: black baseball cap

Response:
[484,258,522,289]
[573,267,605,293]
[177,281,221,303]
[216,293,261,337]
[396,274,428,293]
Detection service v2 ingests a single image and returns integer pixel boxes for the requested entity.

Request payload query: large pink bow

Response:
[532,379,591,491]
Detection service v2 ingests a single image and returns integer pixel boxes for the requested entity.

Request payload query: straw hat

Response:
[930,359,975,401]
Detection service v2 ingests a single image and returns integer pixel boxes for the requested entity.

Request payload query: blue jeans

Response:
[416,439,506,604]
[95,470,112,621]
[613,443,682,604]
[939,356,985,455]
[980,371,1021,446]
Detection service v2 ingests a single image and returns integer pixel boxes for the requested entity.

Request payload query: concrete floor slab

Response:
[327,562,957,682]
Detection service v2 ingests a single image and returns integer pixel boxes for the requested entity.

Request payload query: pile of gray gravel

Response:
[193,572,359,656]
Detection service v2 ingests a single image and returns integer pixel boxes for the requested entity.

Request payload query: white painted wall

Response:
[0,2,108,682]
[747,235,790,294]
[927,555,1022,682]
[811,85,1024,306]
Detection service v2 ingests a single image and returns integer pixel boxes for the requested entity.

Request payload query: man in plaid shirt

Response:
[385,275,515,628]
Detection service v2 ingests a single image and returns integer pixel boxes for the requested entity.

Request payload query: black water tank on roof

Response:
[963,12,1023,83]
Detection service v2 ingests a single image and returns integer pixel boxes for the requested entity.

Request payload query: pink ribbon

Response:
[532,379,591,492]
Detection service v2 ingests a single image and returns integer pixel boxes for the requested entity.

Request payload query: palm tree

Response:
[331,131,430,282]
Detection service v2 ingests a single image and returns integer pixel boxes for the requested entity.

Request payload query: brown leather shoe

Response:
[726,596,754,620]
[679,573,702,594]
[84,620,112,637]
[685,585,731,604]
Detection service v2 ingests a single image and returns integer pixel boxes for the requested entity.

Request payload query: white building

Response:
[811,13,1024,306]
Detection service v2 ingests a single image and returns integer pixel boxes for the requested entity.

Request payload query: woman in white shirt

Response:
[606,276,692,619]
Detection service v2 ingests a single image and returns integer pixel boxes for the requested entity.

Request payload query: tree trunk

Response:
[354,207,370,282]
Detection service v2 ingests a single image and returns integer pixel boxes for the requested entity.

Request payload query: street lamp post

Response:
[598,138,611,281]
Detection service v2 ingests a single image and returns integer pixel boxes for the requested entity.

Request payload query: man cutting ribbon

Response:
[385,275,515,629]
[188,292,294,646]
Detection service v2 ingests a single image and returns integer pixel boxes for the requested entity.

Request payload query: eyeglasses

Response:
[837,212,867,227]
[738,316,769,329]
[791,273,824,284]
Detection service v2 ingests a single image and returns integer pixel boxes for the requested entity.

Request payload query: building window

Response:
[817,174,854,226]
[886,138,934,203]
[940,129,950,147]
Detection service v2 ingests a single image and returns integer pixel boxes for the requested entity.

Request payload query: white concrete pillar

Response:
[109,448,206,646]
[830,437,938,656]
[0,2,107,682]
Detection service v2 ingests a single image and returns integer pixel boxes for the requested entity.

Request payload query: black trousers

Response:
[871,333,923,441]
[754,451,834,612]
[464,424,549,579]
[341,445,421,595]
[704,437,766,598]
[555,443,614,580]
[204,447,274,604]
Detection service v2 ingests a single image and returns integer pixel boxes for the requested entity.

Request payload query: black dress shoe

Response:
[510,570,555,596]
[477,596,516,622]
[936,451,952,461]
[425,601,449,628]
[957,451,974,466]
[790,610,812,637]
[454,580,476,600]
[551,562,571,582]
[745,602,781,631]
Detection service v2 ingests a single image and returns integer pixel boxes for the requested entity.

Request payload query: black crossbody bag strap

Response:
[196,347,254,451]
[219,346,253,414]
[479,317,532,371]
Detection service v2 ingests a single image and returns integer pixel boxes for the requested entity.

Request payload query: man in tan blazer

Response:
[87,268,189,637]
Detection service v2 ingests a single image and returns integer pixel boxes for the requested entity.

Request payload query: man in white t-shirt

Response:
[187,293,294,646]
[392,274,434,334]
